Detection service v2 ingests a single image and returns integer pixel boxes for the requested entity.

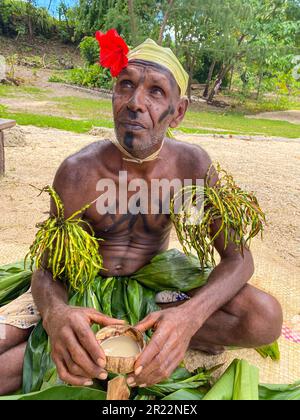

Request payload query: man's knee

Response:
[0,325,31,355]
[0,341,27,396]
[242,287,283,346]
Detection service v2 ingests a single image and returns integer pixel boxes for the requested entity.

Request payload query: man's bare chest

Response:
[82,168,181,238]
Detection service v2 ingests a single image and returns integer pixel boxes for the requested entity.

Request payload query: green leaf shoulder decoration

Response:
[170,163,266,269]
[25,186,104,294]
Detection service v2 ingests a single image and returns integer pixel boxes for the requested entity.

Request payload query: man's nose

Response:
[127,87,147,113]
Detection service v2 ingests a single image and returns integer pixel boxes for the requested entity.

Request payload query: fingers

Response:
[135,312,161,333]
[134,327,166,372]
[74,319,106,367]
[62,349,107,381]
[130,325,186,387]
[146,347,184,386]
[65,331,107,380]
[140,359,177,387]
[62,350,92,378]
[52,354,93,387]
[129,349,183,387]
[133,347,168,385]
[87,309,126,328]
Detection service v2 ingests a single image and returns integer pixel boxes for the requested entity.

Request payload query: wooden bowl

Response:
[96,325,145,374]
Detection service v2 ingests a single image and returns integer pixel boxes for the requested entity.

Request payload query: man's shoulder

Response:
[51,140,113,215]
[56,140,111,182]
[166,138,212,179]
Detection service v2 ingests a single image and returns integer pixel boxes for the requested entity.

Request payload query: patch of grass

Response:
[21,86,47,95]
[1,88,299,138]
[242,97,300,113]
[178,127,238,136]
[225,92,300,113]
[49,96,300,138]
[52,96,112,118]
[0,110,113,133]
[0,84,19,97]
[182,110,300,138]
[0,104,7,113]
[1,108,299,139]
[0,84,49,98]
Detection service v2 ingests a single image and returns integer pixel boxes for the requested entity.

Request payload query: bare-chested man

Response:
[0,37,282,395]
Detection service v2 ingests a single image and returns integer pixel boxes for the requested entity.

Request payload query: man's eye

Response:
[151,87,164,96]
[120,80,134,88]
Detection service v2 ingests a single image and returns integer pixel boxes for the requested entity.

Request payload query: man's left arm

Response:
[181,223,254,329]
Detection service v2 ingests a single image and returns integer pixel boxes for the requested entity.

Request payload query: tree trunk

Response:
[158,0,174,46]
[27,1,34,38]
[28,16,33,38]
[203,60,216,98]
[185,50,197,102]
[256,50,266,100]
[128,0,137,45]
[207,63,232,103]
[187,70,193,102]
[256,69,264,100]
[229,65,234,92]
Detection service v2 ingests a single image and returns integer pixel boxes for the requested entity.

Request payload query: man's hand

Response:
[127,307,200,388]
[43,305,125,386]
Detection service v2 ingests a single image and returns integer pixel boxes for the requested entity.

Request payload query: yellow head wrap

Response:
[127,39,189,97]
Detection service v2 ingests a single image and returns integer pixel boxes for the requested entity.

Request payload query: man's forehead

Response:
[119,60,179,89]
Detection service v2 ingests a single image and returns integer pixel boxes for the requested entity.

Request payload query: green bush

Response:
[49,65,113,90]
[79,37,99,66]
[69,64,112,89]
[48,73,67,83]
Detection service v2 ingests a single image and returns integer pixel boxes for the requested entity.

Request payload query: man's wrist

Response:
[177,302,205,336]
[42,302,68,333]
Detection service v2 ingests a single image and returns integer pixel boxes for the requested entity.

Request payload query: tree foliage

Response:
[0,0,299,100]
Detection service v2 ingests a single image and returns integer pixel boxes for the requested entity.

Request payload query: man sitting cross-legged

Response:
[0,35,282,396]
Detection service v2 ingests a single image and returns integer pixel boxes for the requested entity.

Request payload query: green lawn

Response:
[0,84,300,138]
[52,96,113,119]
[0,84,48,98]
[1,108,299,138]
[183,110,300,138]
[0,110,114,133]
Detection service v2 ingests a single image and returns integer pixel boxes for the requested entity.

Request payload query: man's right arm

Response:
[31,157,124,386]
[31,156,87,323]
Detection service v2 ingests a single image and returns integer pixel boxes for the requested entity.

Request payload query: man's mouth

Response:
[120,121,146,130]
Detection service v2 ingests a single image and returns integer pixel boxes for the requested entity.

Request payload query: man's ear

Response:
[169,98,189,128]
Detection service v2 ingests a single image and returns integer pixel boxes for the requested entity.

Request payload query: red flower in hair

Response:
[95,29,129,77]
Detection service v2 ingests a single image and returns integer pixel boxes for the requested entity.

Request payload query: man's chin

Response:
[116,131,147,150]
[115,130,163,157]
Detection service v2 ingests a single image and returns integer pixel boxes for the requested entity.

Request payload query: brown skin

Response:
[0,61,283,394]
